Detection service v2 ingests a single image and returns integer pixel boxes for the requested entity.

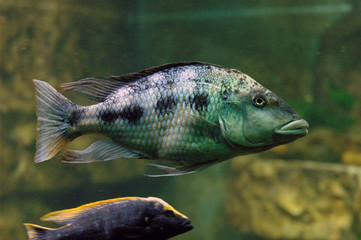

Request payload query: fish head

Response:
[219,88,308,151]
[140,197,193,239]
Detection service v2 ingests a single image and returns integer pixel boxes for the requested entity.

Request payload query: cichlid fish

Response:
[24,197,193,240]
[33,62,308,176]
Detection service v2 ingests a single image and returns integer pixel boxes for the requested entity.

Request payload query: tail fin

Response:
[33,79,77,163]
[24,223,53,240]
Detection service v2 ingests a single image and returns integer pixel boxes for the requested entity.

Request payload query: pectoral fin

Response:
[59,140,142,163]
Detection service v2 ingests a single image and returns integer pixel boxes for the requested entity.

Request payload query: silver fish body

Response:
[33,62,308,176]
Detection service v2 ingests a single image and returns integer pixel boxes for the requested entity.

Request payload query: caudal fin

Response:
[24,223,54,240]
[33,79,76,163]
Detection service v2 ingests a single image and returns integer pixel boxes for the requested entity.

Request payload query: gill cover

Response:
[219,98,276,148]
[219,99,278,148]
[219,91,306,149]
[219,100,249,147]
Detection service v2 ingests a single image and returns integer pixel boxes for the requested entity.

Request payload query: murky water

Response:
[1,0,360,239]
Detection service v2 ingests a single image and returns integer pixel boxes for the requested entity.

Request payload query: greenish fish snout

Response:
[275,118,309,136]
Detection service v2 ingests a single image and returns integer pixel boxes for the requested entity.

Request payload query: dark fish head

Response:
[219,88,308,151]
[139,197,193,239]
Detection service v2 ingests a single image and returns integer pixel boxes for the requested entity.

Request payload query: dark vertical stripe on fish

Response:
[156,95,178,116]
[189,92,209,113]
[101,110,118,124]
[119,105,144,125]
[68,108,84,126]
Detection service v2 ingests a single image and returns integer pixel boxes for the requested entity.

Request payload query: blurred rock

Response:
[227,157,361,240]
[342,150,361,166]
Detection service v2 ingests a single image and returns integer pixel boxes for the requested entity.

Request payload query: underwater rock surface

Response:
[227,157,361,240]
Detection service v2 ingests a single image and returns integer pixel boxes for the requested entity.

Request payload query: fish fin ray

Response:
[33,79,77,163]
[24,223,54,240]
[145,162,211,177]
[109,62,220,83]
[41,197,142,224]
[59,140,142,163]
[60,77,125,102]
[59,62,220,102]
[181,112,219,128]
[41,205,92,224]
[165,107,220,131]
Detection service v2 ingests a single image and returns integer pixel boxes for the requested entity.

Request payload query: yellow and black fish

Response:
[33,62,308,176]
[24,197,193,240]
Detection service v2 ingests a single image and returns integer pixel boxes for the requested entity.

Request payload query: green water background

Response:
[1,0,361,239]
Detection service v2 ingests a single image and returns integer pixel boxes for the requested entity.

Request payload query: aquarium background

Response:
[1,0,361,239]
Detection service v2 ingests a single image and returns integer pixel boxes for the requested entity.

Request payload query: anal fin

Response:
[59,140,141,163]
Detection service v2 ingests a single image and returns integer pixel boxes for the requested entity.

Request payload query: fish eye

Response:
[252,94,267,108]
[164,210,174,217]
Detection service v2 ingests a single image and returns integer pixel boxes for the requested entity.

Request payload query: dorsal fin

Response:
[60,62,220,102]
[109,61,220,82]
[41,197,141,225]
[59,77,125,102]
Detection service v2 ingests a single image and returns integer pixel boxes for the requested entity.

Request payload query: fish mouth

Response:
[275,119,309,136]
[181,219,193,231]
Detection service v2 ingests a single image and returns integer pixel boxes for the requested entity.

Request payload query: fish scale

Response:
[76,80,216,154]
[33,62,308,176]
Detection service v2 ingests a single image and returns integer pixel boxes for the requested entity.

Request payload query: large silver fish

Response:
[33,62,308,176]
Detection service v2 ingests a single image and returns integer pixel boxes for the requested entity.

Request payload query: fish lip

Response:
[181,219,193,230]
[275,119,309,136]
